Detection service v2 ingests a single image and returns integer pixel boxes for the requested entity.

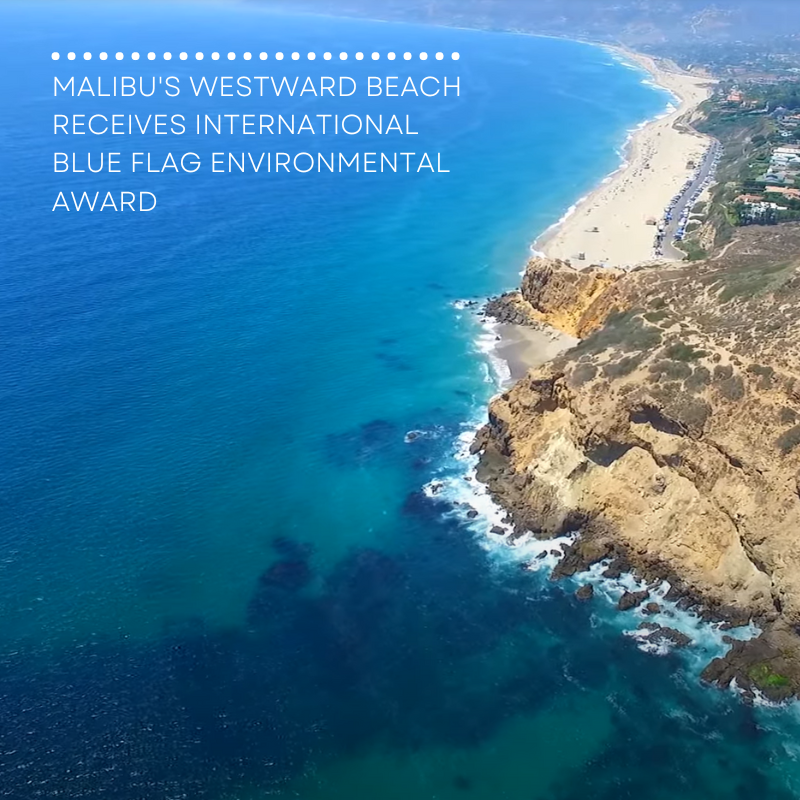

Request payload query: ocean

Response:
[2,2,800,798]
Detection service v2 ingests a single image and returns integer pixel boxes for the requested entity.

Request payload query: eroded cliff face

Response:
[487,259,624,337]
[519,259,624,337]
[476,243,800,699]
[474,361,798,617]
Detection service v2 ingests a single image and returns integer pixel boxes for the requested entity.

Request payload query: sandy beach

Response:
[489,48,714,379]
[539,48,714,270]
[493,323,578,383]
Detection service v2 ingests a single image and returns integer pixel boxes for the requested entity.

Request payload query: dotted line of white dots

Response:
[51,51,460,62]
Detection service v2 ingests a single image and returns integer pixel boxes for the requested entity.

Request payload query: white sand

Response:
[539,48,715,270]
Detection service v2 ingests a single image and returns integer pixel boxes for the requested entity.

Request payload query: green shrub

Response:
[685,366,712,393]
[575,310,663,356]
[748,663,790,689]
[653,381,683,400]
[717,375,746,402]
[747,363,775,390]
[569,362,598,387]
[682,240,708,262]
[713,365,734,382]
[664,342,708,362]
[678,398,711,432]
[715,261,794,304]
[659,393,712,434]
[649,360,693,381]
[747,364,773,378]
[776,425,800,454]
[603,355,642,378]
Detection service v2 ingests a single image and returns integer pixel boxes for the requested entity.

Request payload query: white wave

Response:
[551,198,584,227]
[424,419,755,668]
[473,317,511,386]
[405,427,444,444]
[533,193,591,250]
[625,627,673,657]
[527,76,683,261]
[430,401,761,676]
[576,560,760,662]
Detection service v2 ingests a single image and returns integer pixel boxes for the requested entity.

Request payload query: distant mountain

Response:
[249,1,800,46]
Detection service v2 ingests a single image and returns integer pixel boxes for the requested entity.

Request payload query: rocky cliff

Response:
[486,259,623,337]
[475,235,800,701]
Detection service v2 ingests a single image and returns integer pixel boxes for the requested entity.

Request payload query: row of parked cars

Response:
[671,142,722,243]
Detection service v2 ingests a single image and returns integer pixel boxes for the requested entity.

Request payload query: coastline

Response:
[472,43,710,447]
[482,43,717,392]
[466,35,800,698]
[534,45,715,270]
[461,47,769,688]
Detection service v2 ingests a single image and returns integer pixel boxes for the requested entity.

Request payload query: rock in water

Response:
[551,538,611,580]
[602,557,629,580]
[650,626,691,648]
[484,292,542,326]
[618,590,650,612]
[701,623,800,702]
[576,584,595,601]
[638,621,691,648]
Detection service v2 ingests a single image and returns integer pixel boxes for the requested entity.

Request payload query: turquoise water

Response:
[2,2,800,798]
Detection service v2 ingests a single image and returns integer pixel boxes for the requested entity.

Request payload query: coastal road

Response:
[663,139,720,261]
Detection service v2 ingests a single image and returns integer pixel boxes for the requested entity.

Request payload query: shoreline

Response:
[484,320,577,386]
[261,15,712,277]
[461,298,786,704]
[482,43,718,385]
[427,446,759,663]
[459,39,784,697]
[466,49,754,674]
[533,45,715,270]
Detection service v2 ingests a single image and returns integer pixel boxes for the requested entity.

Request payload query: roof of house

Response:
[766,185,800,196]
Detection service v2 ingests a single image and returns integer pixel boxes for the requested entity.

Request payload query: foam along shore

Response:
[539,47,714,270]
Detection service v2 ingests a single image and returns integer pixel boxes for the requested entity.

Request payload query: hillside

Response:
[253,1,800,48]
[473,228,800,701]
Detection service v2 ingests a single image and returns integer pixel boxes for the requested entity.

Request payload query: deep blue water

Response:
[2,3,800,798]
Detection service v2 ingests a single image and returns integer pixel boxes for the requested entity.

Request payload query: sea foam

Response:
[427,304,761,675]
